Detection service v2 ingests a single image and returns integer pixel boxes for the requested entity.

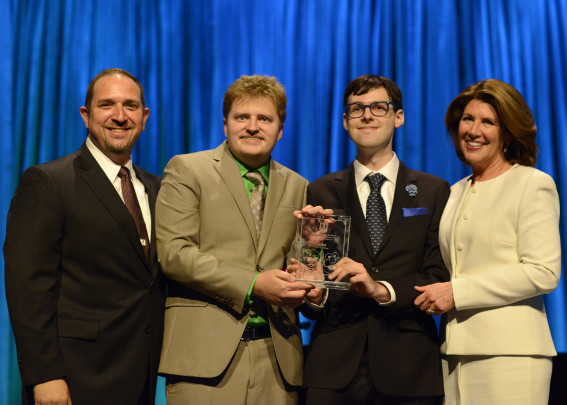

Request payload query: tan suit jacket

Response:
[156,142,308,386]
[440,165,560,356]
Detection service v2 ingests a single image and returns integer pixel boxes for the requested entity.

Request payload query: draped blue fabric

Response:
[1,1,566,403]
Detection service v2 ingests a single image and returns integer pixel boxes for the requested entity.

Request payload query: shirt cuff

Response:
[304,288,329,309]
[376,280,396,306]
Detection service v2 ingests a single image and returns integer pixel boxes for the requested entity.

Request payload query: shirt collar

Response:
[232,152,270,185]
[86,137,135,182]
[353,152,399,188]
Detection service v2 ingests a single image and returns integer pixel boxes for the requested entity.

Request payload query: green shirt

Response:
[233,155,270,327]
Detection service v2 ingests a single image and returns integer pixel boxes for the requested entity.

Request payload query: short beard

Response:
[104,138,134,154]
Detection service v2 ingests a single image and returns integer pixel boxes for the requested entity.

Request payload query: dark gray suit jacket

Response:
[303,161,450,398]
[4,143,166,404]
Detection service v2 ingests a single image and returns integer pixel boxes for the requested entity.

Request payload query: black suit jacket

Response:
[4,143,166,405]
[303,161,450,397]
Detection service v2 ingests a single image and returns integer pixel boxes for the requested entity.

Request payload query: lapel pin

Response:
[405,184,418,197]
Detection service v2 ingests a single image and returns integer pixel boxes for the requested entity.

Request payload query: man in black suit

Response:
[301,75,450,404]
[4,68,165,405]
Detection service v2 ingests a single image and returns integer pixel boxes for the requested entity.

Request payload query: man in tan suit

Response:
[156,75,316,404]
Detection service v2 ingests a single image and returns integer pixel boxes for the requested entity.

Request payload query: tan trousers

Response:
[166,338,297,405]
[442,355,552,405]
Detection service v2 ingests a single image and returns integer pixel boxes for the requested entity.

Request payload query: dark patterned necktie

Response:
[118,166,150,263]
[245,171,265,237]
[365,173,388,255]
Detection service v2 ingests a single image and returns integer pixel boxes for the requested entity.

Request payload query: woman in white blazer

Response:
[414,79,561,405]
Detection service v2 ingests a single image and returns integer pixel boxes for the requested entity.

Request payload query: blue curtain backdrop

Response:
[1,0,566,403]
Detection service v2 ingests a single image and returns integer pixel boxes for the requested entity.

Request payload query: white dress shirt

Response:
[352,152,400,304]
[306,153,400,308]
[353,152,399,220]
[86,137,152,240]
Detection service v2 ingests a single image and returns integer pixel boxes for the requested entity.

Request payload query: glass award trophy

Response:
[294,215,351,290]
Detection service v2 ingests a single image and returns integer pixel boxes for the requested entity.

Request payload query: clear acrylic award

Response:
[294,215,351,290]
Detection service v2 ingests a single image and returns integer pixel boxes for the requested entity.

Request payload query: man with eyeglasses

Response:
[300,75,450,404]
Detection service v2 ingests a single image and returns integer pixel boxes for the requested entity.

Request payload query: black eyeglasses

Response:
[345,101,399,118]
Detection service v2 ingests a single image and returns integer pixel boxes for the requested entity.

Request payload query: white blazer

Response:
[440,164,560,356]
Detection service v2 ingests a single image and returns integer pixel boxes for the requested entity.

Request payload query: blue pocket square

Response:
[402,207,428,217]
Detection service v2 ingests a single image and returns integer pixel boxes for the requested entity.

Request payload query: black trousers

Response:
[303,349,443,405]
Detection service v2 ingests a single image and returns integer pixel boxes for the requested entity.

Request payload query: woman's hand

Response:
[414,282,455,315]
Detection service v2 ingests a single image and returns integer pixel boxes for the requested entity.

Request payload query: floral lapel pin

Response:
[405,184,418,197]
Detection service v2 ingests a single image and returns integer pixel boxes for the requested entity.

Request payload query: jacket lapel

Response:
[214,143,258,248]
[134,165,159,276]
[258,159,285,255]
[444,177,471,275]
[340,165,374,258]
[76,143,150,270]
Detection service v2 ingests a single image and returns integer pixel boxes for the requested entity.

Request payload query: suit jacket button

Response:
[371,266,379,273]
[144,325,151,334]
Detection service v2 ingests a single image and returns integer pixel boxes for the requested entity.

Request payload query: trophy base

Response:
[297,279,350,290]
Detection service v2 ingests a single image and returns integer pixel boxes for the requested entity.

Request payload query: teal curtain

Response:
[2,1,566,403]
